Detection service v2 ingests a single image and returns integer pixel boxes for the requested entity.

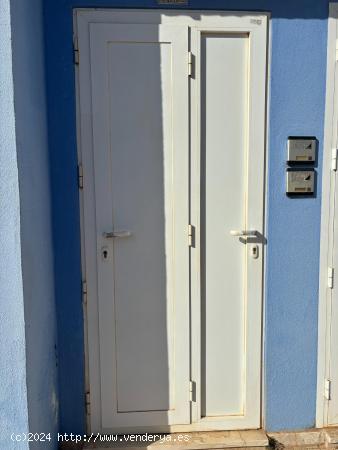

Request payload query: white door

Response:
[76,10,267,434]
[190,21,267,430]
[327,214,338,426]
[317,4,338,428]
[320,15,338,421]
[77,19,190,432]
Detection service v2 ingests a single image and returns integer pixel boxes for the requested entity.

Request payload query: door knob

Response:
[230,229,258,237]
[103,231,132,238]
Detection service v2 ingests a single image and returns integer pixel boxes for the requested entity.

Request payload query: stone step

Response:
[325,427,338,445]
[267,430,326,448]
[60,427,338,450]
[81,430,269,450]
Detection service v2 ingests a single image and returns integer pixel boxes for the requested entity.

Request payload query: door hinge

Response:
[332,149,338,171]
[74,36,79,65]
[82,280,87,305]
[328,267,334,289]
[188,224,195,247]
[188,51,194,77]
[189,380,196,402]
[78,164,84,189]
[325,378,332,400]
[85,391,91,415]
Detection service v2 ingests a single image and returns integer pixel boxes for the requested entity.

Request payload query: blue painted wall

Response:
[10,0,59,447]
[0,0,58,448]
[0,0,29,448]
[43,0,328,433]
[265,18,327,430]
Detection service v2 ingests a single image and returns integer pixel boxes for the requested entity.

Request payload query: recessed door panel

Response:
[108,40,173,413]
[201,33,249,417]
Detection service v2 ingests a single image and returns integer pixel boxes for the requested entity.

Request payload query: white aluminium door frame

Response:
[74,9,269,434]
[317,2,338,428]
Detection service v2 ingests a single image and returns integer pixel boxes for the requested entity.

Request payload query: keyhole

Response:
[102,247,109,260]
[251,244,259,259]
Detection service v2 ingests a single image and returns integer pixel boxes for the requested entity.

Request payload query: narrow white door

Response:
[326,168,338,425]
[190,19,267,430]
[321,153,338,426]
[77,19,190,433]
[328,229,338,425]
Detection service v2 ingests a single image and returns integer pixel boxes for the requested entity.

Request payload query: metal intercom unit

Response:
[286,169,315,195]
[287,137,317,163]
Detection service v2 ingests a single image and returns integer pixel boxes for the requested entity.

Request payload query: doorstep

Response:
[60,427,338,450]
[267,429,326,448]
[324,427,338,446]
[267,427,338,448]
[79,429,269,450]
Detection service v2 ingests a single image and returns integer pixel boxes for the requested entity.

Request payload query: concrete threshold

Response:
[267,427,338,448]
[60,427,338,450]
[268,429,326,448]
[79,429,268,450]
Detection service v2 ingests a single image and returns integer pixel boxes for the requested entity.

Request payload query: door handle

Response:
[103,231,132,238]
[230,229,258,237]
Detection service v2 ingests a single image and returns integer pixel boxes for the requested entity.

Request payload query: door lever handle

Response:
[230,229,258,237]
[103,231,132,238]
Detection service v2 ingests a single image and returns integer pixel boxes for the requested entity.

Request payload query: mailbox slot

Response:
[286,169,315,195]
[287,137,317,163]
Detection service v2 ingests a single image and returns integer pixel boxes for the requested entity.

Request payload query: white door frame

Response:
[74,8,269,434]
[316,2,338,429]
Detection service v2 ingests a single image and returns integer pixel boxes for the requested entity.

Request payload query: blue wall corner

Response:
[10,0,60,446]
[43,0,328,433]
[43,1,85,434]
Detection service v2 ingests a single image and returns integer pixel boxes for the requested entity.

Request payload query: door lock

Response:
[101,246,109,260]
[251,244,259,259]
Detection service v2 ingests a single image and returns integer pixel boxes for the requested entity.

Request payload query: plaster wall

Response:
[0,0,29,448]
[10,0,59,447]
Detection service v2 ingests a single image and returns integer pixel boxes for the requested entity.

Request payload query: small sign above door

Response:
[157,0,188,4]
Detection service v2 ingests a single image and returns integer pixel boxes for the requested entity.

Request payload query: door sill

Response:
[58,426,338,449]
[75,429,268,449]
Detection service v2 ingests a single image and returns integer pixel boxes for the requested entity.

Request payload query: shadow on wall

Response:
[11,0,59,447]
